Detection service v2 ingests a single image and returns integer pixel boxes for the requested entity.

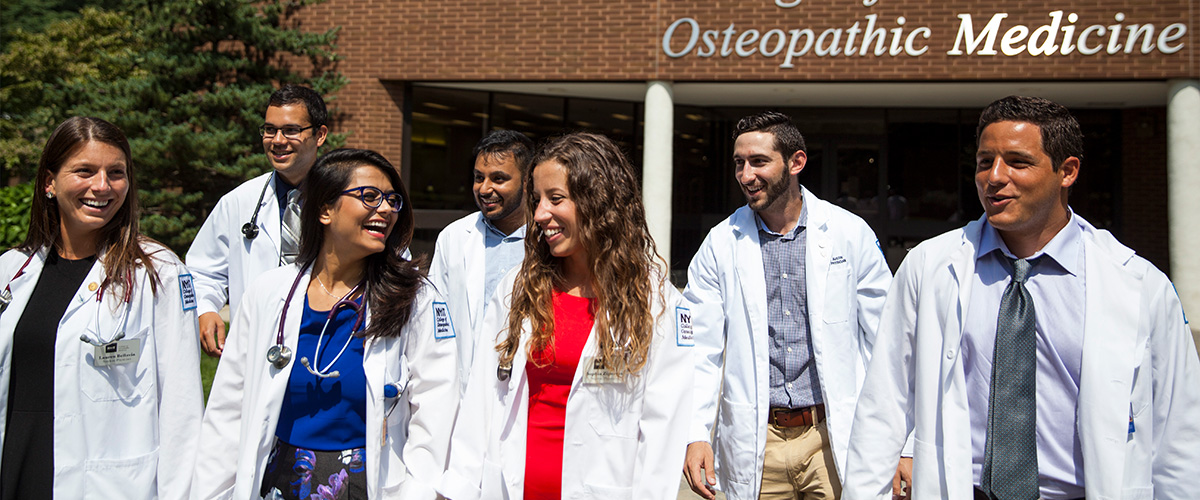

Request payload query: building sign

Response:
[662,1,1188,67]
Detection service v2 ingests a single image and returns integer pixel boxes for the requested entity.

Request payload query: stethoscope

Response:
[3,252,130,345]
[268,264,367,379]
[241,172,274,240]
[0,254,35,316]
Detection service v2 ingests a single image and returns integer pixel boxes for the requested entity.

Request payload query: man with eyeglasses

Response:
[187,84,328,357]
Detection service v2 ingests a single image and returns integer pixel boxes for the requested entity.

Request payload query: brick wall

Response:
[287,0,1198,158]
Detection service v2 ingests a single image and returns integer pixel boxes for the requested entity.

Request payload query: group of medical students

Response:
[3,84,1197,500]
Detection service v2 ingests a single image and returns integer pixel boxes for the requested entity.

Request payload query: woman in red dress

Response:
[440,132,696,500]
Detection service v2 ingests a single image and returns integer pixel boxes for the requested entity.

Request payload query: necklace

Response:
[315,274,341,299]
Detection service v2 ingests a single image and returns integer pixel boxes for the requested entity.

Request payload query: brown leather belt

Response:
[768,404,826,427]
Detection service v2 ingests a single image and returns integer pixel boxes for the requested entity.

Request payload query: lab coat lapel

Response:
[730,208,768,351]
[464,216,486,331]
[260,266,309,455]
[1078,232,1138,498]
[500,321,531,499]
[61,250,109,323]
[361,314,393,500]
[945,220,983,362]
[257,176,283,256]
[804,191,830,331]
[0,249,47,340]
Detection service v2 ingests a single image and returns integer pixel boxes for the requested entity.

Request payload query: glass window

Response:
[409,87,488,211]
[490,93,565,142]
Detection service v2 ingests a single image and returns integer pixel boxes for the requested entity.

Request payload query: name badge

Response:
[432,301,455,339]
[582,356,622,385]
[676,306,694,346]
[179,273,197,311]
[94,338,141,367]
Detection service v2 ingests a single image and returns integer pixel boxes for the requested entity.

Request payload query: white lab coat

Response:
[0,243,202,500]
[438,270,695,500]
[685,188,892,500]
[428,212,519,393]
[843,216,1200,500]
[192,264,459,500]
[186,172,282,319]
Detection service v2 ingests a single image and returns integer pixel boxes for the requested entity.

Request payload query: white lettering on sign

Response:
[662,3,1188,64]
[664,15,942,65]
[948,11,1188,56]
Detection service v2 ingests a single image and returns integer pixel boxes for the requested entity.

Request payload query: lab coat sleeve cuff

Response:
[198,303,220,317]
[437,469,482,500]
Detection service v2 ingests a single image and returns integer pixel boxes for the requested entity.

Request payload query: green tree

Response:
[0,7,141,184]
[1,0,346,252]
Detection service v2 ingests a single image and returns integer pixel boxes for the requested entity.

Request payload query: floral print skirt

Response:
[260,440,368,500]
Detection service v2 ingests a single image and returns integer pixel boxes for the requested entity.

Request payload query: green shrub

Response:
[0,182,33,251]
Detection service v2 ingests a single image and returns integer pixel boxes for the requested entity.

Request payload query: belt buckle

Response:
[769,407,791,426]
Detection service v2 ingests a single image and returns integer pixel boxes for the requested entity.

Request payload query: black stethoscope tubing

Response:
[242,172,274,240]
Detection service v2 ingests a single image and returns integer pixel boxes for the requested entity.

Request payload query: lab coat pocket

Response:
[481,458,504,496]
[587,407,639,439]
[380,459,407,495]
[580,483,633,499]
[79,326,152,402]
[85,448,159,500]
[715,399,757,484]
[1120,487,1153,500]
[823,266,851,324]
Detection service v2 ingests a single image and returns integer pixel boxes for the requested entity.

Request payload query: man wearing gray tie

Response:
[187,85,328,357]
[843,96,1200,500]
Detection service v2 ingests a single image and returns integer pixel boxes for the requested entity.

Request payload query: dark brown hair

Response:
[298,148,425,338]
[498,132,664,375]
[734,111,807,162]
[977,95,1083,171]
[21,116,160,298]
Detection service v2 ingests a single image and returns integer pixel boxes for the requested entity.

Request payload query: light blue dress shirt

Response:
[482,219,526,312]
[963,211,1087,500]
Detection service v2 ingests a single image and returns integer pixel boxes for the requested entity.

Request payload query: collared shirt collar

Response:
[977,209,1082,276]
[482,217,526,241]
[273,172,300,212]
[754,191,808,238]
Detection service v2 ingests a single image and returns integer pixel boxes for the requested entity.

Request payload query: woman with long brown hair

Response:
[440,132,694,500]
[0,117,202,499]
[193,148,457,500]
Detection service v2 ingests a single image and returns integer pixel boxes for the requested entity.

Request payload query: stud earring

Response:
[45,192,53,199]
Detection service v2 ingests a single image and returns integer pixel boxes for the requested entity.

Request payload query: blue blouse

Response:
[274,294,368,450]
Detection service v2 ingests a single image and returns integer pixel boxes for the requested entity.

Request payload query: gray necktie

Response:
[280,189,301,265]
[980,256,1040,500]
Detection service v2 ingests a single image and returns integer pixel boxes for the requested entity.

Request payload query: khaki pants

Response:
[758,420,840,500]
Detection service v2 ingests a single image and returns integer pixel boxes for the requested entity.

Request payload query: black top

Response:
[1,251,96,499]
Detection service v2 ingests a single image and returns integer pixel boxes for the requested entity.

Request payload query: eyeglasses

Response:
[259,124,315,139]
[341,186,404,212]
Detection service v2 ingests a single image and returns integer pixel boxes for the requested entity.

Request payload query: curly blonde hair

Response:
[497,132,663,376]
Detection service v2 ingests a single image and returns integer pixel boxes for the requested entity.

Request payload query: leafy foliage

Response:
[0,183,34,252]
[1,0,346,253]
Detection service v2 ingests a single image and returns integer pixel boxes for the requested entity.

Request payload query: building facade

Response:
[293,0,1199,337]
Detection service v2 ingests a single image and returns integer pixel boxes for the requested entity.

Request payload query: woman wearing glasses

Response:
[193,149,458,500]
[0,117,202,499]
[439,133,694,500]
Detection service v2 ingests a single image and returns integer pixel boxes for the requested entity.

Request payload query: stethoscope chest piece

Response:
[0,289,11,314]
[497,362,512,381]
[267,345,293,369]
[242,222,259,240]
